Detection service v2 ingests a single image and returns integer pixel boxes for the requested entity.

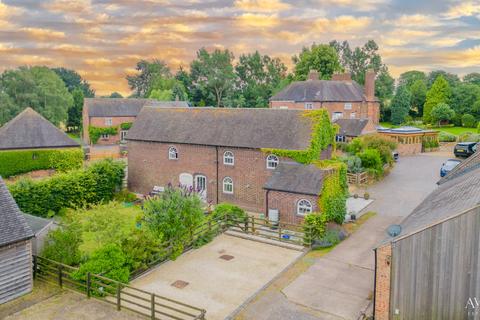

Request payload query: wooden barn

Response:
[374,151,480,319]
[0,177,34,304]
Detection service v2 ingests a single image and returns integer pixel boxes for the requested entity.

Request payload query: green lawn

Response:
[67,132,82,144]
[380,122,476,136]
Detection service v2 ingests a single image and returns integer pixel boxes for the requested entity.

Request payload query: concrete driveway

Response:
[236,152,450,320]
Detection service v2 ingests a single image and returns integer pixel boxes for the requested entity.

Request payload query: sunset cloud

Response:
[235,13,280,28]
[234,0,291,13]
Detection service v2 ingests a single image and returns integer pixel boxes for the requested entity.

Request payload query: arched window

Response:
[297,199,312,216]
[168,146,178,160]
[223,151,234,165]
[266,154,279,169]
[223,177,233,194]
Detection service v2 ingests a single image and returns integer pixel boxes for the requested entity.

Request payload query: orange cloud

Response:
[21,27,66,40]
[445,2,480,18]
[234,0,291,12]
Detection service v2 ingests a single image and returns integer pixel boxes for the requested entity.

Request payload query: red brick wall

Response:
[85,116,136,145]
[267,190,318,224]
[374,243,392,320]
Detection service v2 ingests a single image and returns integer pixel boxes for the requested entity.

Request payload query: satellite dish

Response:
[387,224,402,237]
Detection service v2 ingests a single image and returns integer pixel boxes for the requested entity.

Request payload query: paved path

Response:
[236,152,450,320]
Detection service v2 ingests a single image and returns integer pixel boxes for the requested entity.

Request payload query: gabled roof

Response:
[127,108,314,150]
[85,98,189,117]
[437,151,480,185]
[264,162,326,196]
[270,80,368,102]
[0,108,80,150]
[0,177,33,247]
[335,119,369,137]
[381,165,480,245]
[23,213,54,235]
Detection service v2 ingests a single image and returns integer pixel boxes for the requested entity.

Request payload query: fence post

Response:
[244,215,249,233]
[58,265,63,288]
[151,293,155,320]
[33,255,37,280]
[251,216,255,233]
[278,224,282,240]
[86,273,91,298]
[116,283,122,311]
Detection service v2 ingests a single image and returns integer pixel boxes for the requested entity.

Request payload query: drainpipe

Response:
[265,189,270,218]
[215,146,219,205]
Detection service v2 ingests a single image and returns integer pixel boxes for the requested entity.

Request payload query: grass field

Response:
[380,122,476,136]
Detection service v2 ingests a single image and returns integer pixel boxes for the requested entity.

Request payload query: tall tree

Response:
[190,48,235,107]
[398,70,427,89]
[464,73,480,86]
[231,51,287,107]
[109,92,123,98]
[0,92,19,126]
[66,88,84,130]
[423,75,451,124]
[427,70,460,88]
[52,67,95,97]
[430,103,455,126]
[293,43,342,80]
[390,85,412,125]
[409,79,427,117]
[148,77,187,101]
[0,66,73,125]
[375,67,395,120]
[450,83,480,116]
[126,60,171,97]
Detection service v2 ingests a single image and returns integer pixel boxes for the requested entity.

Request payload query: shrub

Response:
[317,229,341,247]
[72,244,130,283]
[422,139,440,149]
[439,131,456,142]
[143,186,205,258]
[88,126,118,144]
[211,203,247,222]
[120,122,133,130]
[462,114,477,128]
[9,159,125,217]
[347,138,364,154]
[121,229,162,272]
[303,213,327,241]
[358,149,383,175]
[459,133,480,142]
[41,223,83,266]
[0,148,83,178]
[364,192,370,200]
[114,189,137,203]
[341,155,363,173]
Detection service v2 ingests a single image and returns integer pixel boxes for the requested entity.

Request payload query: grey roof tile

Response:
[0,177,33,246]
[437,151,480,185]
[23,213,53,234]
[264,162,326,195]
[0,108,80,150]
[335,119,369,137]
[85,98,189,117]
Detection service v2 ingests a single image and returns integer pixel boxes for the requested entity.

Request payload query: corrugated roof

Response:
[0,108,80,150]
[264,162,326,195]
[335,119,369,137]
[437,151,480,185]
[0,177,33,247]
[126,108,313,150]
[85,98,189,117]
[270,80,367,102]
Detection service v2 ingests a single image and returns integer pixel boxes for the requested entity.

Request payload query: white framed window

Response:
[336,135,346,142]
[297,199,312,216]
[344,103,352,110]
[120,130,128,142]
[304,103,313,110]
[222,177,233,194]
[350,112,356,119]
[105,118,113,126]
[223,151,234,165]
[101,134,109,139]
[168,146,178,160]
[332,112,343,121]
[266,154,279,169]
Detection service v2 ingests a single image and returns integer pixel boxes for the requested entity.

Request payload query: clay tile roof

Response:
[264,162,326,196]
[270,80,367,102]
[126,108,314,150]
[437,151,480,185]
[334,119,369,137]
[0,177,33,247]
[85,98,189,117]
[0,108,80,150]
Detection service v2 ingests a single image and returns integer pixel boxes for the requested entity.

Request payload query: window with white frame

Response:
[344,103,352,110]
[101,134,109,139]
[105,118,113,126]
[168,146,178,160]
[297,199,312,215]
[223,177,233,194]
[266,154,279,169]
[304,102,313,110]
[336,135,346,142]
[332,112,343,121]
[223,151,234,165]
[350,112,356,119]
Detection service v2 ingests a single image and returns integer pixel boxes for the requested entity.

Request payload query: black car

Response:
[454,142,478,158]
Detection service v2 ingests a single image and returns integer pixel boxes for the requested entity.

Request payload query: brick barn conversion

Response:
[374,151,480,319]
[126,107,331,224]
[270,70,380,127]
[0,177,34,304]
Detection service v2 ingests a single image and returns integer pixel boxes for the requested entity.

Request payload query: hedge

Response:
[0,148,83,178]
[9,159,125,217]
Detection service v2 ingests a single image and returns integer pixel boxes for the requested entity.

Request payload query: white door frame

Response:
[194,174,207,201]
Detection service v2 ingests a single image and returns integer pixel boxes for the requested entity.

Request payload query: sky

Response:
[0,0,479,96]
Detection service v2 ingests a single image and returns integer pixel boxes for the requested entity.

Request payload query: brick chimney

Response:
[364,69,375,101]
[332,72,352,81]
[307,70,319,81]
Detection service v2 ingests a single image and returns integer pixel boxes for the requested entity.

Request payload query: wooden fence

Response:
[347,171,369,185]
[33,255,206,320]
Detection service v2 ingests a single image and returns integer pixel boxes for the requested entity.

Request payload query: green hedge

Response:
[0,148,83,178]
[9,159,125,217]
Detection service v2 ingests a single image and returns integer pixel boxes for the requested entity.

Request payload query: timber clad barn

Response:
[0,177,34,304]
[374,150,480,320]
[126,107,330,223]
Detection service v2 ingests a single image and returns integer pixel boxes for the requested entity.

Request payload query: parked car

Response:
[440,159,461,177]
[454,142,478,158]
[392,150,399,162]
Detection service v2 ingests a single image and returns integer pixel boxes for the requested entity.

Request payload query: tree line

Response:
[389,70,480,127]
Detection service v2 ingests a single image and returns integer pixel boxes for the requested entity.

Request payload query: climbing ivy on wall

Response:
[120,122,133,130]
[88,126,118,144]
